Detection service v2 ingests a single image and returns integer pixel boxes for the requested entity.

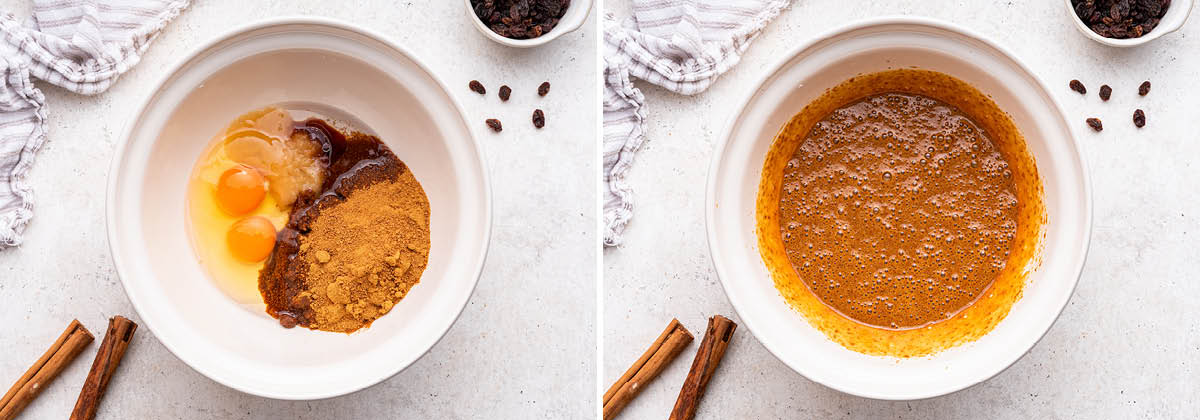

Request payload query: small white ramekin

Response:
[1065,0,1194,47]
[463,0,593,48]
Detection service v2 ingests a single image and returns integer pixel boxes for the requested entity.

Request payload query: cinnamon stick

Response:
[603,319,693,420]
[0,320,94,420]
[669,315,737,420]
[70,316,137,420]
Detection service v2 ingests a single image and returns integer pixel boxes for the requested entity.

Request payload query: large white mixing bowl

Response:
[706,17,1092,400]
[107,17,491,399]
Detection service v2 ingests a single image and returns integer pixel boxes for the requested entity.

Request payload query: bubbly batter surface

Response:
[779,93,1017,329]
[756,69,1045,357]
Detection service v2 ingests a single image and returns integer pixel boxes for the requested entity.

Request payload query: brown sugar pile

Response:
[259,123,431,333]
[296,170,430,332]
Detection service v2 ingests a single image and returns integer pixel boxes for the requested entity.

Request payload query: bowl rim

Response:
[105,16,493,400]
[704,16,1094,400]
[462,0,594,48]
[1063,0,1194,47]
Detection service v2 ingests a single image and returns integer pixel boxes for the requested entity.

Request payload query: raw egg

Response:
[216,166,267,215]
[227,216,277,262]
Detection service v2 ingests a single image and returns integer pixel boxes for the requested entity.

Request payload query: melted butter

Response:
[756,70,1046,357]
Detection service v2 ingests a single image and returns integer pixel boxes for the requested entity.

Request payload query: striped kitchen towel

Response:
[603,0,790,247]
[0,0,188,247]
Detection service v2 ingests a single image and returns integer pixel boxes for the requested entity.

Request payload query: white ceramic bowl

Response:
[707,17,1092,400]
[464,0,593,48]
[1065,0,1193,47]
[107,17,491,399]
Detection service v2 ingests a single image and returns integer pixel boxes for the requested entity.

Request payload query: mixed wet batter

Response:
[778,92,1018,329]
[758,69,1045,356]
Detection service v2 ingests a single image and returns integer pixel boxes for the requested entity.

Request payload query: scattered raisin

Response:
[279,314,298,329]
[499,85,512,101]
[1133,109,1146,127]
[538,81,551,97]
[486,119,503,132]
[1099,84,1112,101]
[1070,79,1087,94]
[532,109,545,128]
[470,0,570,40]
[1072,0,1170,39]
[1086,117,1104,132]
[1139,80,1151,96]
[469,80,486,95]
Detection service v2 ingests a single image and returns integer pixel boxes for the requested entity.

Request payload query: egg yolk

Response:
[227,216,277,262]
[216,166,266,215]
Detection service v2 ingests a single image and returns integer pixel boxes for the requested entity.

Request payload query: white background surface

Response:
[0,1,595,418]
[605,0,1199,418]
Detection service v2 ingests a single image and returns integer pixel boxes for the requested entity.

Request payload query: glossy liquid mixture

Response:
[778,93,1018,329]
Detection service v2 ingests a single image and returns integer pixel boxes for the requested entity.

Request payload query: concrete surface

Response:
[604,0,1199,418]
[0,1,596,419]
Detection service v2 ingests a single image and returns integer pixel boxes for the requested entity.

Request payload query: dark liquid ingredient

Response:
[778,93,1019,330]
[259,119,408,328]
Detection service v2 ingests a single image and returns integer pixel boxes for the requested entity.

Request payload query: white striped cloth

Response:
[602,0,789,247]
[0,0,188,248]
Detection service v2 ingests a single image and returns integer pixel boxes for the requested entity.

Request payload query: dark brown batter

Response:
[757,69,1044,357]
[778,92,1018,330]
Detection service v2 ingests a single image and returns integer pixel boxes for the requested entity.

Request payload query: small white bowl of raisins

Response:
[1066,0,1194,47]
[465,0,593,48]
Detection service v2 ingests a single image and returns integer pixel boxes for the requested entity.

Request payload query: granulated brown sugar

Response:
[297,169,430,332]
[258,120,431,333]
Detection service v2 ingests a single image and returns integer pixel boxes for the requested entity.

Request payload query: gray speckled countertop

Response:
[604,0,1199,418]
[0,1,596,418]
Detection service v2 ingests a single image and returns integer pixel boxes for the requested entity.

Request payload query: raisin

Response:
[1070,79,1087,94]
[1072,0,1171,39]
[1086,117,1103,132]
[1133,109,1146,127]
[538,81,551,97]
[1099,84,1112,101]
[499,85,512,101]
[470,0,571,40]
[1139,80,1151,96]
[469,80,486,95]
[486,119,503,132]
[279,314,298,329]
[532,109,545,128]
